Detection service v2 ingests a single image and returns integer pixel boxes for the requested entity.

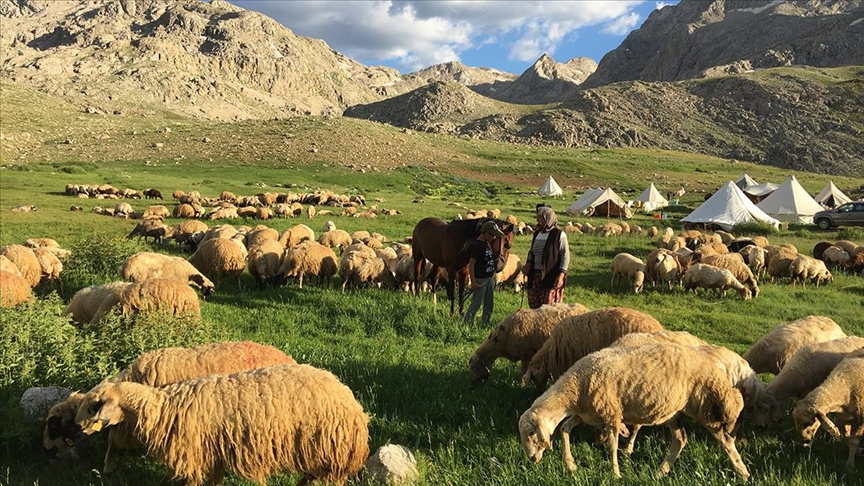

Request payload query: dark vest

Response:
[529,228,564,289]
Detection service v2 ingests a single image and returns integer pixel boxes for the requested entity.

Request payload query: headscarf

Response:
[536,206,558,233]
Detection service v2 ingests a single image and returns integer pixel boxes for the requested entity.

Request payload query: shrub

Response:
[837,227,864,241]
[62,234,149,292]
[731,221,778,236]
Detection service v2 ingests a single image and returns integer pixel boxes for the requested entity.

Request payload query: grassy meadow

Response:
[1,85,864,485]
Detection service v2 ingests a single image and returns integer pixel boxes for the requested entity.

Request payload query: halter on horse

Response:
[411,217,515,315]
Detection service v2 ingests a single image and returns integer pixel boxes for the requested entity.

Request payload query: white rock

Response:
[363,444,418,485]
[19,386,71,419]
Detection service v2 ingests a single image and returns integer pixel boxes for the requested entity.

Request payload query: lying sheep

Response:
[64,282,133,325]
[754,336,864,426]
[0,244,42,287]
[495,253,526,292]
[339,247,396,291]
[682,263,752,300]
[793,348,864,468]
[24,238,60,249]
[75,364,369,485]
[279,224,315,248]
[519,344,749,479]
[522,307,664,389]
[44,342,296,472]
[142,205,170,220]
[115,278,201,320]
[789,255,832,288]
[248,239,286,289]
[743,315,846,375]
[278,240,339,288]
[33,247,63,290]
[119,252,215,299]
[610,253,646,293]
[0,255,21,276]
[0,270,32,307]
[468,303,591,382]
[700,253,759,298]
[188,238,247,289]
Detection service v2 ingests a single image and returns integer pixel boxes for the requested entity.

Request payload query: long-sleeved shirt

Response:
[526,230,570,272]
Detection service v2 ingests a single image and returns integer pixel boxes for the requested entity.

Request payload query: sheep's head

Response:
[468,325,507,382]
[43,392,84,458]
[751,391,781,427]
[188,274,216,300]
[518,410,553,463]
[792,401,820,447]
[75,384,126,435]
[738,287,752,301]
[633,269,645,294]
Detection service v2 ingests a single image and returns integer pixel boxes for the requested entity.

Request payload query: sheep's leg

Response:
[341,278,348,292]
[560,416,581,474]
[847,435,860,469]
[656,418,687,478]
[102,438,117,474]
[708,427,750,479]
[623,424,641,456]
[298,273,304,289]
[605,422,622,478]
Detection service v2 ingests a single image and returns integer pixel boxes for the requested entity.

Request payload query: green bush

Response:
[731,221,779,236]
[62,234,149,292]
[837,227,864,241]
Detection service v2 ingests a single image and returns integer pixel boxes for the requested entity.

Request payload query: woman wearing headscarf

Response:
[523,206,570,308]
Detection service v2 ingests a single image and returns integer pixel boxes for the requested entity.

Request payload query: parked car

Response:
[813,201,864,229]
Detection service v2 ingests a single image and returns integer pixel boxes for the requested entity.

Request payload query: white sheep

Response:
[700,253,760,298]
[120,252,215,298]
[279,224,315,248]
[742,315,846,375]
[339,247,396,291]
[278,240,339,288]
[789,255,832,288]
[647,248,681,291]
[75,364,369,485]
[64,282,133,325]
[746,245,768,278]
[519,344,749,479]
[115,278,201,320]
[793,348,864,468]
[610,253,646,293]
[318,229,353,253]
[822,245,850,267]
[187,238,247,289]
[682,263,752,300]
[494,253,526,292]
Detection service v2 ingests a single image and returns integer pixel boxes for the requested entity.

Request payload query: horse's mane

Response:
[448,218,514,255]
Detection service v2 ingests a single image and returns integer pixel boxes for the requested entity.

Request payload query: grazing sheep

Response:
[278,240,339,288]
[682,263,752,300]
[75,364,369,485]
[322,221,337,232]
[610,253,646,293]
[743,316,846,375]
[143,188,163,200]
[793,348,864,468]
[822,246,851,267]
[0,255,21,276]
[766,246,798,283]
[468,303,590,382]
[834,240,860,256]
[318,229,353,253]
[126,220,173,243]
[646,226,658,238]
[0,244,41,287]
[700,253,760,298]
[279,224,315,248]
[142,205,170,220]
[652,249,682,291]
[0,270,32,307]
[245,226,280,249]
[188,238,247,289]
[33,247,63,290]
[44,342,296,472]
[120,252,215,298]
[339,247,396,291]
[610,330,708,349]
[494,253,526,292]
[290,202,303,217]
[172,190,184,200]
[64,282,133,325]
[790,255,833,288]
[519,344,749,479]
[248,239,285,289]
[116,278,201,320]
[746,246,768,278]
[522,307,664,389]
[172,220,209,246]
[755,336,864,426]
[173,203,196,218]
[812,241,835,261]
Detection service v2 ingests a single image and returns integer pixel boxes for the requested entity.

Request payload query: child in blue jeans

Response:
[464,221,504,326]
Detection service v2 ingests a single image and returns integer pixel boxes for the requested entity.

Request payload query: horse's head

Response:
[486,220,514,273]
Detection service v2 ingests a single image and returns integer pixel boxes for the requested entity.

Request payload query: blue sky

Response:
[228,1,676,75]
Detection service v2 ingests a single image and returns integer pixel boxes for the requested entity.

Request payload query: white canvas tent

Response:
[743,182,779,198]
[635,183,669,212]
[735,173,758,190]
[757,175,824,224]
[566,187,632,218]
[682,181,779,231]
[814,181,852,208]
[538,176,563,197]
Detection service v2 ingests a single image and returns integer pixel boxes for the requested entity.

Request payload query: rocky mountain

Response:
[0,0,401,119]
[583,0,864,88]
[379,61,517,99]
[493,54,596,104]
[346,66,864,177]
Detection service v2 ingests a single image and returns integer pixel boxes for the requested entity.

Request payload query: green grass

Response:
[1,99,863,485]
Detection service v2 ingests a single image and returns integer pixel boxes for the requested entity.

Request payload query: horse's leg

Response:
[413,253,424,298]
[457,267,467,315]
[446,270,456,315]
[431,264,440,305]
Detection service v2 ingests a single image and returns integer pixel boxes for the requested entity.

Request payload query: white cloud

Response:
[601,12,641,35]
[229,1,646,71]
[656,2,670,10]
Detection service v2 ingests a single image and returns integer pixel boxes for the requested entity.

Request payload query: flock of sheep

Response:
[469,304,862,479]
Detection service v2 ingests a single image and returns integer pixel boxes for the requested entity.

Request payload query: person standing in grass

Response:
[523,206,570,308]
[464,221,505,326]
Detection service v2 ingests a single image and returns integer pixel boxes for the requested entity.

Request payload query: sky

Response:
[228,1,677,75]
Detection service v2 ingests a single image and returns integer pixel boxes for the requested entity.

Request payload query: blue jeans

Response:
[464,277,495,326]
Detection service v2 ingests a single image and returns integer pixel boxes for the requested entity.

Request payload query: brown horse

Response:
[412,217,515,315]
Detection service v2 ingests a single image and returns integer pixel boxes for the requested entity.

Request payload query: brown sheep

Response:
[116,278,201,320]
[468,303,591,382]
[187,239,247,289]
[0,270,32,307]
[742,316,846,375]
[0,255,21,276]
[279,224,315,248]
[64,282,133,325]
[0,244,42,288]
[522,307,664,389]
[278,240,339,288]
[700,253,759,298]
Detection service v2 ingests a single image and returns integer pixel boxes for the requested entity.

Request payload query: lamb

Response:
[64,282,131,325]
[522,307,664,389]
[0,244,41,288]
[318,229,353,252]
[0,270,32,307]
[339,247,396,291]
[468,303,591,382]
[700,253,760,298]
[743,315,846,375]
[33,247,63,290]
[789,255,832,288]
[75,364,369,485]
[494,253,527,292]
[279,224,315,248]
[115,278,201,320]
[682,263,752,300]
[188,238,247,289]
[277,240,339,288]
[610,253,646,293]
[518,344,749,479]
[754,336,864,426]
[248,239,285,289]
[44,341,296,472]
[793,348,864,468]
[120,252,215,298]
